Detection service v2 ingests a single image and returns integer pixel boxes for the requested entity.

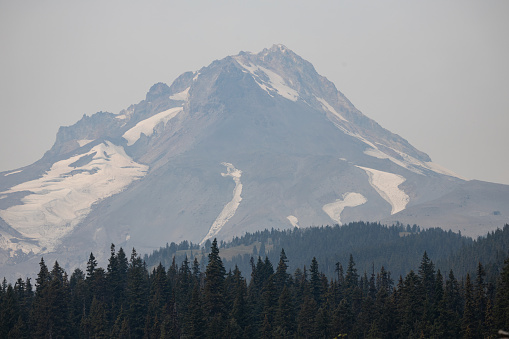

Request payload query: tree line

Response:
[145,222,509,282]
[1,239,509,338]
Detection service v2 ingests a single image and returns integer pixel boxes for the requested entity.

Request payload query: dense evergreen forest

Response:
[145,222,509,282]
[1,234,509,338]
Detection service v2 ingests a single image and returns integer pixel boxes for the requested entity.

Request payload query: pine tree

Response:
[345,254,359,290]
[88,297,108,338]
[397,270,423,337]
[261,313,272,339]
[0,284,19,338]
[274,285,295,338]
[474,262,487,336]
[188,284,205,338]
[192,257,201,284]
[261,275,277,333]
[7,315,27,339]
[274,249,290,295]
[86,252,97,279]
[127,248,149,338]
[310,257,323,305]
[30,258,52,337]
[230,266,248,332]
[204,239,226,338]
[495,256,509,331]
[315,305,332,338]
[298,295,318,338]
[462,274,476,338]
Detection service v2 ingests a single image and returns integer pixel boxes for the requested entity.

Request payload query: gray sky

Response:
[1,0,508,184]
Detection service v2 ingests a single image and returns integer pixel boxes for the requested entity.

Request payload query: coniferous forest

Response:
[1,232,509,338]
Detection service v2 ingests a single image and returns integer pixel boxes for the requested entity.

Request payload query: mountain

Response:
[1,44,508,277]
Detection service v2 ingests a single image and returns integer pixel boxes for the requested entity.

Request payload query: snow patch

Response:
[193,72,200,81]
[356,166,409,215]
[363,148,423,175]
[115,114,127,120]
[424,161,467,180]
[316,96,348,122]
[234,56,299,101]
[329,115,458,179]
[364,145,465,180]
[0,141,148,254]
[322,192,367,224]
[170,87,190,101]
[77,139,94,147]
[287,215,300,228]
[200,163,243,246]
[4,170,22,177]
[123,107,183,146]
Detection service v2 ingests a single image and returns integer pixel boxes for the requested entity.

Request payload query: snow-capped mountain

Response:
[1,44,508,276]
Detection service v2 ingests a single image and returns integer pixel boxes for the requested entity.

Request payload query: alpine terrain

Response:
[1,44,508,277]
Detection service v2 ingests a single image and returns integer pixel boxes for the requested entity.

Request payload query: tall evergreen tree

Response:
[462,274,476,338]
[474,261,487,336]
[310,257,323,305]
[274,285,295,338]
[274,249,290,295]
[127,248,149,338]
[495,256,509,331]
[297,295,318,338]
[188,284,205,338]
[203,239,226,338]
[86,252,97,279]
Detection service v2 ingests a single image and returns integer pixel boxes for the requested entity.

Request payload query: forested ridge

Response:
[1,232,509,338]
[145,222,509,282]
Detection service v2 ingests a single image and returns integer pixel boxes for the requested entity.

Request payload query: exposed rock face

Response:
[0,44,508,279]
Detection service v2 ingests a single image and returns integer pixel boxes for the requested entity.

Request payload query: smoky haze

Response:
[0,0,508,185]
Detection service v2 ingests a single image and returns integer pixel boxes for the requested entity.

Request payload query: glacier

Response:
[0,141,148,254]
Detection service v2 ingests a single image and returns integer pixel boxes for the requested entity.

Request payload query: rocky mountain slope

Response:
[1,44,508,277]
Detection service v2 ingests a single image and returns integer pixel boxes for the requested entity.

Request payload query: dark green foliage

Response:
[127,248,149,338]
[2,224,509,338]
[204,238,227,338]
[495,256,509,330]
[145,222,476,280]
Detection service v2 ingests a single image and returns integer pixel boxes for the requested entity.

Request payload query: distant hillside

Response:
[144,222,507,279]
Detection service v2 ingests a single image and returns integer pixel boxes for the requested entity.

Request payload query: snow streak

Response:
[200,163,243,246]
[356,166,409,215]
[322,192,367,224]
[123,107,183,146]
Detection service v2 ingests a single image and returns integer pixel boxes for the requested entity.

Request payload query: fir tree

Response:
[204,239,226,338]
[127,248,149,338]
[495,256,509,330]
[274,285,295,338]
[462,274,476,338]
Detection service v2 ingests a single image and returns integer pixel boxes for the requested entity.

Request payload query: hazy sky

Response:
[1,1,508,184]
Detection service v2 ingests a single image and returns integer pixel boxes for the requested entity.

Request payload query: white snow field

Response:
[200,163,243,246]
[122,107,183,146]
[286,215,300,228]
[356,166,409,215]
[315,96,348,122]
[234,56,299,102]
[169,87,190,101]
[77,139,94,147]
[322,192,367,225]
[0,141,148,254]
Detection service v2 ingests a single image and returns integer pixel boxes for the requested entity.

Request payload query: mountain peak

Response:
[2,44,504,282]
[269,43,290,53]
